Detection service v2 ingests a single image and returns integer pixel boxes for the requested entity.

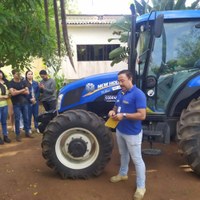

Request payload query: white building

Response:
[62,14,128,80]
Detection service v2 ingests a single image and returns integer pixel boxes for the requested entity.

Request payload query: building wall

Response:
[61,24,128,80]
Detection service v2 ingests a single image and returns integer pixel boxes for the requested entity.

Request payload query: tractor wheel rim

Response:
[55,127,99,169]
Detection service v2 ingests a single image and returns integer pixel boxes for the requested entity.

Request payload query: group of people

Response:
[0,69,56,144]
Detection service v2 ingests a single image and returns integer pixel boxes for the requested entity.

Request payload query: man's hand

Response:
[112,113,123,121]
[39,83,45,89]
[108,110,123,121]
[22,88,29,95]
[108,110,116,117]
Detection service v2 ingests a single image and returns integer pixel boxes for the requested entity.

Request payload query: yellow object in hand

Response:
[105,117,119,128]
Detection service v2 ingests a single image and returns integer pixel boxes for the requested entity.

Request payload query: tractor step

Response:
[143,130,162,137]
[142,148,162,156]
[142,130,162,156]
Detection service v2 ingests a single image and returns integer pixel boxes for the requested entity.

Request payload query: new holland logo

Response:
[85,83,95,93]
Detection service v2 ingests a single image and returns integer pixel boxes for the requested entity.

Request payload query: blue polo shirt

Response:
[115,85,146,135]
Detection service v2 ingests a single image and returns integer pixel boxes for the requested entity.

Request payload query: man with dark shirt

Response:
[9,69,33,142]
[39,70,57,111]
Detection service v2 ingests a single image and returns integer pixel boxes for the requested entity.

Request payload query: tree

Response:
[109,0,200,66]
[0,0,56,69]
[0,0,77,70]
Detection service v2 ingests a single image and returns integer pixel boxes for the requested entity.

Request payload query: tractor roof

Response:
[137,10,200,23]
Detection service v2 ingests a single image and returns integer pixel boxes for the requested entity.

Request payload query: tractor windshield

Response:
[137,20,200,113]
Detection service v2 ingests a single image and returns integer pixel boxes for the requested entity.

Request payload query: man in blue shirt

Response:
[108,70,146,200]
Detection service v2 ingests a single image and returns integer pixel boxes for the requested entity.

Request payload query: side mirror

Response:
[146,75,157,89]
[154,14,164,38]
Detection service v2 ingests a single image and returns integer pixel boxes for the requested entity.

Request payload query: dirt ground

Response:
[0,130,200,200]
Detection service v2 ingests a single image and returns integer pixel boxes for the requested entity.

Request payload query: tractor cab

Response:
[134,10,200,117]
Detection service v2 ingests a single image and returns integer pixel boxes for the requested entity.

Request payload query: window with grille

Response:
[77,44,120,61]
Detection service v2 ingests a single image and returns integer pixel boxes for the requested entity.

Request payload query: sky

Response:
[77,0,195,15]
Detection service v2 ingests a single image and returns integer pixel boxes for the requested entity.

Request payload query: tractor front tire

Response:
[41,109,113,179]
[177,98,200,175]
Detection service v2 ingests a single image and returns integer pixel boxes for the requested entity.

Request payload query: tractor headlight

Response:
[57,94,63,111]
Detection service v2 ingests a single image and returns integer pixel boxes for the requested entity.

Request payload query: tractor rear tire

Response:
[41,109,113,179]
[177,98,200,175]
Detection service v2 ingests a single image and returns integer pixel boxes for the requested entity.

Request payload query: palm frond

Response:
[109,46,129,66]
[110,16,131,32]
[190,0,200,9]
[174,0,186,10]
[134,0,145,15]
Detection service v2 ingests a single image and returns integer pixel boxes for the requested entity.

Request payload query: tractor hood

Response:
[57,71,120,112]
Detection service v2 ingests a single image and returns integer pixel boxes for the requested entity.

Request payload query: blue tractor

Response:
[39,8,200,179]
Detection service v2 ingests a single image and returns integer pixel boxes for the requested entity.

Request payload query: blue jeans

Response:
[13,104,29,135]
[0,105,8,136]
[116,129,146,188]
[28,102,39,130]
